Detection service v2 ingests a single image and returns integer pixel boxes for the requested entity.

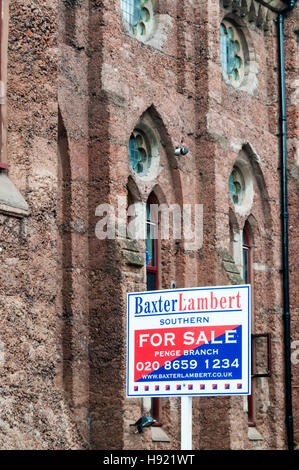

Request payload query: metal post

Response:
[181,396,192,450]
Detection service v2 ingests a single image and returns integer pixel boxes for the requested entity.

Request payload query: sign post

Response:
[181,396,192,450]
[127,284,251,446]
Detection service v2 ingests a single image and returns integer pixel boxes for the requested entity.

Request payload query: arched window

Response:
[220,19,245,87]
[242,227,251,284]
[146,193,159,291]
[145,193,162,424]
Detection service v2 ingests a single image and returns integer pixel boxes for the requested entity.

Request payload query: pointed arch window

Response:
[220,20,245,87]
[242,227,251,284]
[146,194,159,291]
[145,193,162,425]
[244,225,272,427]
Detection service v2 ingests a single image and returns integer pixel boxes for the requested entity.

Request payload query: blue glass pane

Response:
[229,169,242,204]
[220,32,227,73]
[220,23,241,79]
[243,247,249,283]
[227,27,233,40]
[120,0,141,27]
[233,41,240,53]
[229,172,237,198]
[129,136,140,171]
[146,221,156,267]
[235,56,242,68]
[226,40,235,74]
[146,271,156,291]
[220,23,226,35]
[146,201,152,220]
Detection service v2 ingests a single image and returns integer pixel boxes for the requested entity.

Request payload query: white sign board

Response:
[127,285,251,397]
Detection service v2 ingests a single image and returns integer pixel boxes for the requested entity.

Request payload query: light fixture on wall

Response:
[174,147,190,156]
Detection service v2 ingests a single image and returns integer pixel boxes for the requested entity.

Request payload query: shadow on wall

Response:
[58,108,74,406]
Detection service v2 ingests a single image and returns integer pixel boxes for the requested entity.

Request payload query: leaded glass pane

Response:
[220,21,243,85]
[229,172,236,199]
[128,129,152,175]
[220,26,228,73]
[229,167,244,205]
[129,136,140,170]
[120,0,140,27]
[226,39,235,74]
[146,201,156,267]
[141,7,150,21]
[146,201,151,221]
[235,56,242,69]
[120,0,153,39]
[229,171,240,204]
[146,221,156,267]
[243,246,249,283]
[138,22,145,35]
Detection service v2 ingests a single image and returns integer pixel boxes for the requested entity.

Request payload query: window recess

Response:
[251,333,272,378]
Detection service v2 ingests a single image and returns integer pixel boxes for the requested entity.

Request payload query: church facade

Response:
[0,0,298,450]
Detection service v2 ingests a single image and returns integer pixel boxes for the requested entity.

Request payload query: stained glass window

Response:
[128,129,152,175]
[120,0,140,28]
[229,167,244,205]
[220,21,243,84]
[120,0,153,38]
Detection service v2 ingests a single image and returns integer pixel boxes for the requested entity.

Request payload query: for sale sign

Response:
[126,285,251,397]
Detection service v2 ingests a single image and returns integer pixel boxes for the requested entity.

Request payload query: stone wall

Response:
[0,0,85,449]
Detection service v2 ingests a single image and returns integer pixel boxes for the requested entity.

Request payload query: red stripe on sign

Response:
[134,324,240,381]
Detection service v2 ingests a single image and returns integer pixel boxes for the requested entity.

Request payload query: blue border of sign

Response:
[126,285,251,397]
